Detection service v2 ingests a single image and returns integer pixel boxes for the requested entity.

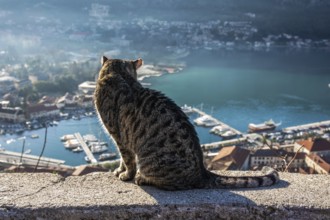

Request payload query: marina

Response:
[191,107,242,136]
[189,105,330,152]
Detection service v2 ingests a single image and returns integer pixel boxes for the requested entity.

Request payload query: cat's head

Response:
[99,56,143,80]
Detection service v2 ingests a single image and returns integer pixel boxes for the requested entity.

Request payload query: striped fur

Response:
[94,57,280,190]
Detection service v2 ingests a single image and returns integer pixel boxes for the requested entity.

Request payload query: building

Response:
[294,138,330,156]
[0,76,18,95]
[293,138,330,174]
[89,3,109,19]
[305,153,330,174]
[78,95,94,108]
[27,104,60,120]
[56,93,78,109]
[38,96,57,106]
[14,78,32,90]
[250,149,287,169]
[0,105,25,123]
[285,152,306,171]
[208,146,250,171]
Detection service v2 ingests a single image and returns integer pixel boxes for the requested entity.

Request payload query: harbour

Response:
[188,105,330,152]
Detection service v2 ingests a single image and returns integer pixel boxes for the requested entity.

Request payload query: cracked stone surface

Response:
[0,172,329,219]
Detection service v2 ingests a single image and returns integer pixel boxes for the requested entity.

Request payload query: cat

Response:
[94,56,279,190]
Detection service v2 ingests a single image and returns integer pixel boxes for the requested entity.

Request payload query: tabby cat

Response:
[94,57,279,190]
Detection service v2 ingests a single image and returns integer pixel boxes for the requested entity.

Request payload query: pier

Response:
[0,149,66,167]
[192,107,242,135]
[283,120,330,132]
[202,137,247,150]
[74,132,97,163]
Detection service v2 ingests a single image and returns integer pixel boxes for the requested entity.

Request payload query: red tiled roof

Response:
[212,146,249,169]
[27,104,58,113]
[297,138,330,152]
[307,153,330,173]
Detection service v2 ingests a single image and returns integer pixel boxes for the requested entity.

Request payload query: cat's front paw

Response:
[135,175,146,186]
[113,167,125,177]
[119,171,135,181]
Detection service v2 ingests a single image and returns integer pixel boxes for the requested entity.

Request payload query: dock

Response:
[283,120,330,132]
[202,137,247,150]
[192,107,242,135]
[0,149,66,167]
[74,132,97,163]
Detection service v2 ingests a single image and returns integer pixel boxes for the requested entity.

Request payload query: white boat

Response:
[89,141,108,147]
[24,149,32,154]
[98,153,117,161]
[72,146,83,153]
[90,144,108,153]
[60,134,75,141]
[181,104,193,114]
[248,119,281,132]
[83,134,98,143]
[194,115,220,127]
[209,125,230,135]
[30,134,39,139]
[64,139,80,149]
[220,130,237,139]
[6,138,16,144]
[85,156,91,163]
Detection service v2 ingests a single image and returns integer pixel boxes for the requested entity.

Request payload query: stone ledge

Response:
[0,172,329,220]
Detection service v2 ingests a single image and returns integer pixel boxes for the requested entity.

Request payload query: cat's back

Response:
[130,87,208,188]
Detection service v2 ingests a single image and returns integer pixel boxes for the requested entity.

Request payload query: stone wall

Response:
[0,171,329,219]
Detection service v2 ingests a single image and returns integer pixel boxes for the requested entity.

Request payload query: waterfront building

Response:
[77,95,94,108]
[208,146,250,171]
[0,105,25,123]
[250,149,286,169]
[56,93,78,109]
[305,154,330,174]
[294,138,330,156]
[293,138,330,174]
[0,75,18,95]
[27,103,60,120]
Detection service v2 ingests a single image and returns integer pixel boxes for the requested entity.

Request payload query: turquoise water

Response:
[1,49,329,166]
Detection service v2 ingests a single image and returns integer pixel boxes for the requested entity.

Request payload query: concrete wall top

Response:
[0,171,329,219]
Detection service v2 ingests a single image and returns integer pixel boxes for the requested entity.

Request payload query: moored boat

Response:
[181,104,193,114]
[60,134,75,141]
[98,152,117,161]
[72,146,83,153]
[85,156,91,163]
[83,134,98,143]
[209,125,230,135]
[90,144,108,154]
[220,130,237,139]
[64,139,80,149]
[194,115,220,127]
[248,119,281,133]
[30,134,39,139]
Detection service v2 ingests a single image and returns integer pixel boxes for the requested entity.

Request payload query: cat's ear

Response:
[101,56,108,66]
[133,58,143,70]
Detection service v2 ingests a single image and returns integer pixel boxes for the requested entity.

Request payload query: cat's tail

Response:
[204,166,280,189]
